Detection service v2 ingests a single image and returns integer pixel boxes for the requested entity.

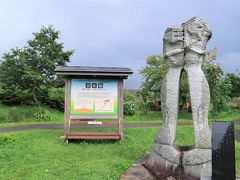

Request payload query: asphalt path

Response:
[1,121,240,133]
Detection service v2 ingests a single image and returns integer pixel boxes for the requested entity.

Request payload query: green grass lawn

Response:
[0,127,239,179]
[0,128,156,180]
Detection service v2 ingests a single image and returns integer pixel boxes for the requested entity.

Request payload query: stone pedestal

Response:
[143,146,211,180]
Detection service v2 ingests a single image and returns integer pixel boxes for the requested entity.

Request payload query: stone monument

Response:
[144,17,212,179]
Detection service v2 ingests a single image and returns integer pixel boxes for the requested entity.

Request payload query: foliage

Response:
[123,96,136,116]
[34,109,52,122]
[0,104,63,123]
[0,86,32,105]
[210,77,232,120]
[225,71,240,98]
[140,55,167,93]
[48,87,64,111]
[1,103,240,124]
[0,25,73,107]
[179,71,190,106]
[139,55,191,110]
[203,48,232,120]
[230,97,240,109]
[139,55,167,107]
[0,134,15,146]
[140,48,233,117]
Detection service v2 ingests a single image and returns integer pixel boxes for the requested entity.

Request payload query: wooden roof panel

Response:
[55,66,133,79]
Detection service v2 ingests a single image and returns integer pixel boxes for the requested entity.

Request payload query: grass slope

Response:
[0,103,63,123]
[0,103,239,125]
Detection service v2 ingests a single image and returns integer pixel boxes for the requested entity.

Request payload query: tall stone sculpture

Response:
[144,17,212,179]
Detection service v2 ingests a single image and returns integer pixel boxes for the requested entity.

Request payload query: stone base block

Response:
[143,152,183,179]
[143,148,212,179]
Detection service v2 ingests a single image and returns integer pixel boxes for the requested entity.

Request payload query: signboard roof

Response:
[55,66,133,79]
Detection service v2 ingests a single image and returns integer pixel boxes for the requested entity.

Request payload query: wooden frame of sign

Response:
[55,66,133,140]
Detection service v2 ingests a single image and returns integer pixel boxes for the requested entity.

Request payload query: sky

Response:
[0,0,240,89]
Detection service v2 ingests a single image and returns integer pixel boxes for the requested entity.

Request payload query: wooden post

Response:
[64,78,71,136]
[118,79,124,138]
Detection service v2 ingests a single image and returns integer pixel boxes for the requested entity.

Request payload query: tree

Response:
[203,48,232,119]
[224,71,240,98]
[140,48,232,119]
[139,55,167,109]
[0,25,74,107]
[139,55,189,109]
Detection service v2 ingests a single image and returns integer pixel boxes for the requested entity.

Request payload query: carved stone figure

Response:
[144,17,212,179]
[183,17,212,149]
[155,27,184,146]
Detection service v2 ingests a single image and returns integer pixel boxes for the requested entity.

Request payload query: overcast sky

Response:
[1,0,240,89]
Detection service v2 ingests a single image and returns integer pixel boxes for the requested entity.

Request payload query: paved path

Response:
[0,121,240,133]
[0,122,162,132]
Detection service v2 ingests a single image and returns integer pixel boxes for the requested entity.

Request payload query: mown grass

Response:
[0,127,239,179]
[0,128,156,180]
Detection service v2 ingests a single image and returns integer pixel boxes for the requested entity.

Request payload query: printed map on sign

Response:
[71,79,118,115]
[95,99,114,112]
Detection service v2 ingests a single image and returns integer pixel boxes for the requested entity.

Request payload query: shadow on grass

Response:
[67,138,122,144]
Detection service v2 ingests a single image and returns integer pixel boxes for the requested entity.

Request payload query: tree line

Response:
[0,25,239,119]
[139,49,240,119]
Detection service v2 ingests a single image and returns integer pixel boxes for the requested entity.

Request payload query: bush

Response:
[230,97,240,109]
[123,97,136,116]
[0,87,32,106]
[34,109,52,122]
[48,88,64,111]
[0,134,15,145]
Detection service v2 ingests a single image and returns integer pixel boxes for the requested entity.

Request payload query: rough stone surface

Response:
[152,144,181,164]
[143,152,181,179]
[145,17,213,179]
[120,164,156,180]
[183,17,212,149]
[121,154,156,180]
[183,161,212,179]
[182,148,211,166]
[155,26,184,146]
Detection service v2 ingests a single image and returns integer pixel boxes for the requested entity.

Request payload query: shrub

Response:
[48,88,64,111]
[230,97,240,109]
[34,109,52,122]
[0,134,15,145]
[0,88,32,106]
[123,96,136,116]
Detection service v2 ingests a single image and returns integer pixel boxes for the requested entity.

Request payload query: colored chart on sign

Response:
[71,79,118,115]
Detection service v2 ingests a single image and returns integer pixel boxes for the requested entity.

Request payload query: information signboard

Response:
[71,79,118,115]
[55,66,133,140]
